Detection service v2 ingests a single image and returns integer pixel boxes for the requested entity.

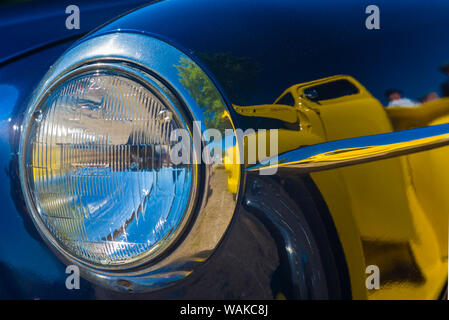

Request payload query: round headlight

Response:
[19,32,239,292]
[22,68,196,267]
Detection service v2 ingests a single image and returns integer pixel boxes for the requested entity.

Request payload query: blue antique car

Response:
[0,0,448,300]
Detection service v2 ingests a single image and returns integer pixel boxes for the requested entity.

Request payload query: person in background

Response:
[419,92,440,103]
[440,62,449,97]
[385,89,419,107]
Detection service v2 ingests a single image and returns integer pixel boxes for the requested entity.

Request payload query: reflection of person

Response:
[420,92,440,103]
[385,89,419,107]
[440,62,449,97]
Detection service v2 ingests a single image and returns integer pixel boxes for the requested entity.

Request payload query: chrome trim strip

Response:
[247,123,449,173]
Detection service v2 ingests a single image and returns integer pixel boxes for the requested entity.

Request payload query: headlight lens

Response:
[22,69,196,267]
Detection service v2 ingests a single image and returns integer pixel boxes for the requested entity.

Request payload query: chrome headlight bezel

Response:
[18,32,241,292]
[21,62,200,271]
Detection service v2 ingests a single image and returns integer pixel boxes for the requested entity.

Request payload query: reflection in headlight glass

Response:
[24,71,194,266]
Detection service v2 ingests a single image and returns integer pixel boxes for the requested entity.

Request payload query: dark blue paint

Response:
[96,0,449,105]
[0,0,148,299]
[0,0,149,64]
[0,0,448,299]
[0,40,97,299]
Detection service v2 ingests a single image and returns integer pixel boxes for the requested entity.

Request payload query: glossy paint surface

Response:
[95,0,449,107]
[1,0,448,299]
[0,41,96,299]
[0,0,148,64]
[0,40,283,299]
[89,0,449,299]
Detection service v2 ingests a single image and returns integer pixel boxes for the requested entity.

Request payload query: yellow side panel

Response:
[302,77,447,299]
[310,170,368,299]
[403,115,449,259]
[233,76,448,299]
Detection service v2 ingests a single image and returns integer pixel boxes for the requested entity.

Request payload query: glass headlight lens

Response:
[22,70,195,267]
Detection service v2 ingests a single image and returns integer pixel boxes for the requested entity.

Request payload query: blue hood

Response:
[0,0,149,65]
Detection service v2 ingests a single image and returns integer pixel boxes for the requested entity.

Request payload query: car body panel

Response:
[0,40,97,299]
[234,74,449,299]
[1,0,448,299]
[0,0,149,65]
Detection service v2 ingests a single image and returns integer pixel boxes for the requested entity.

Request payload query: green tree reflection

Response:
[175,56,225,131]
[175,52,259,132]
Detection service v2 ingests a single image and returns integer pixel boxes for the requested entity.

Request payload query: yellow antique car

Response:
[231,75,449,299]
[4,0,447,302]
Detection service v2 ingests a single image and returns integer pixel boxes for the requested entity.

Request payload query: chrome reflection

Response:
[234,74,449,173]
[19,32,241,292]
[247,123,449,173]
